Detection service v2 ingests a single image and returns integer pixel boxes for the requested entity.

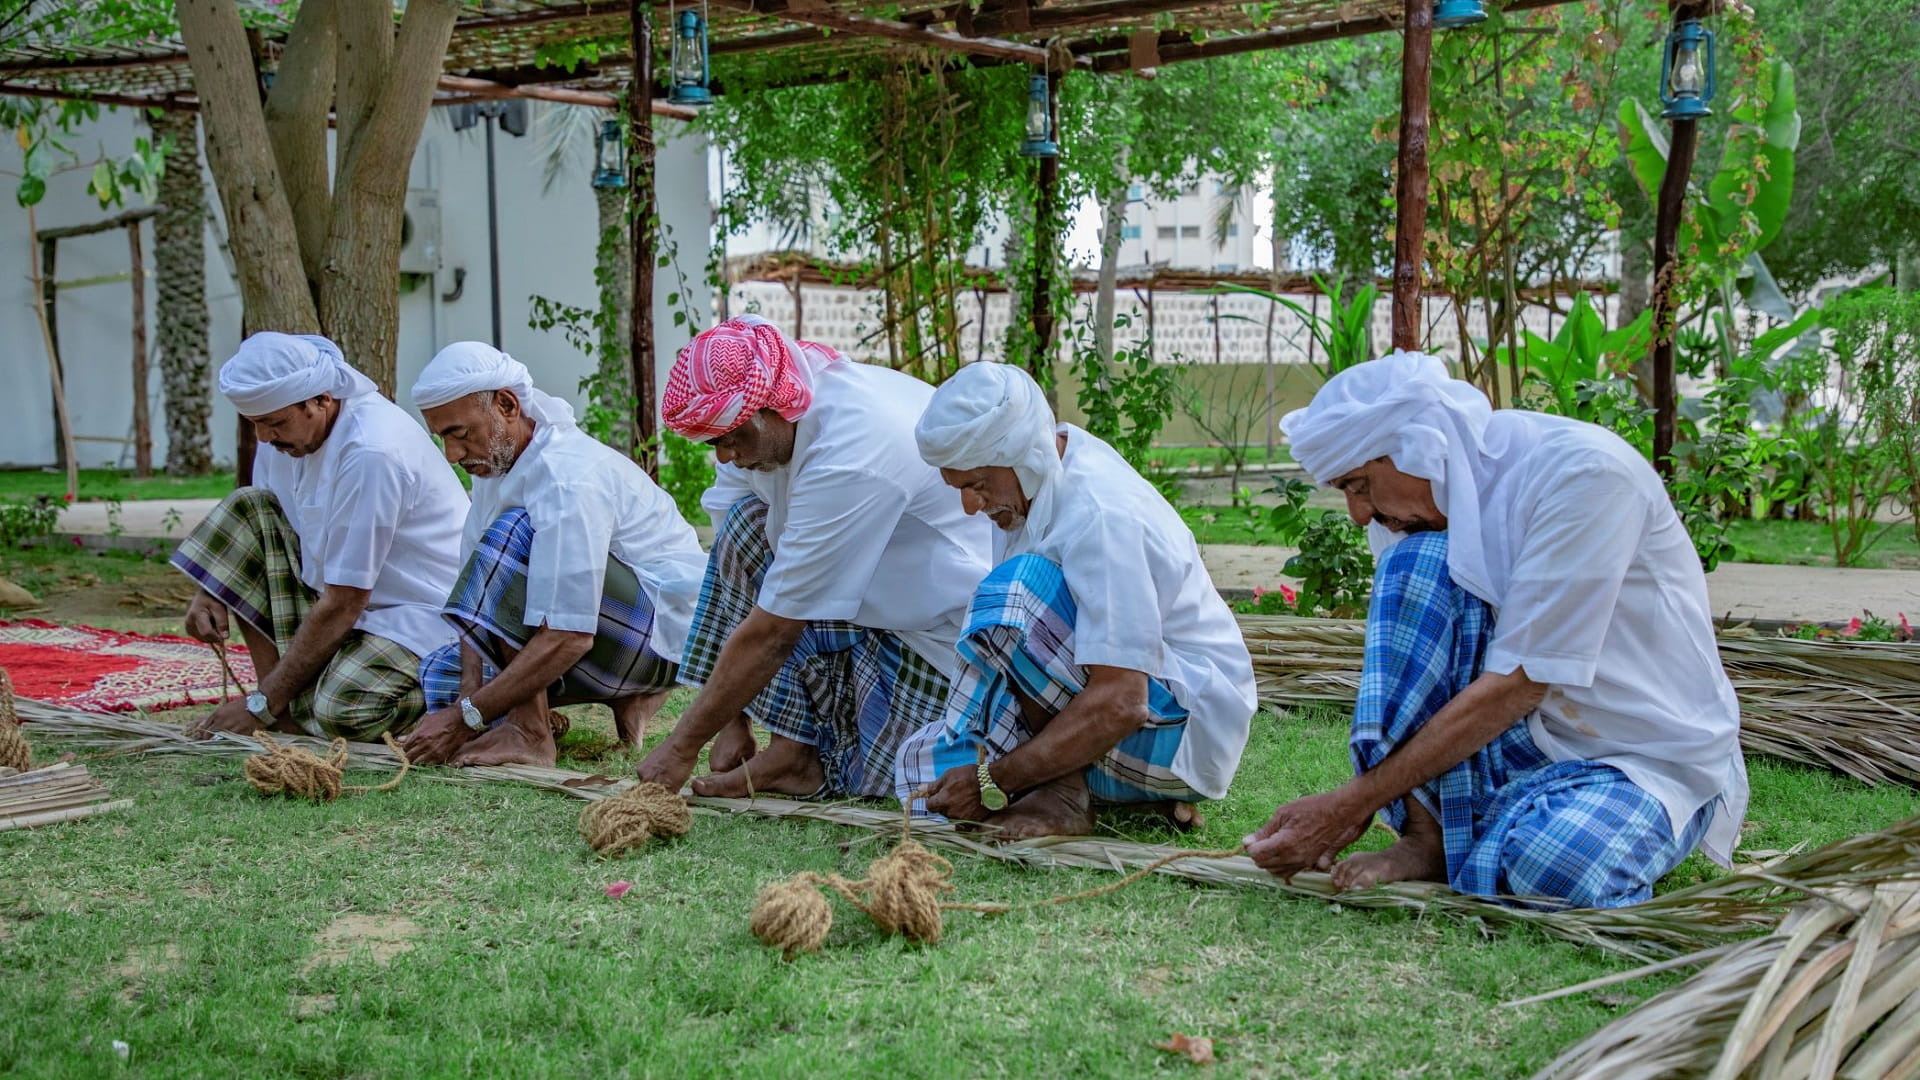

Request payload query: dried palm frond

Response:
[0,760,129,831]
[1241,616,1920,788]
[1526,880,1920,1080]
[20,699,1920,963]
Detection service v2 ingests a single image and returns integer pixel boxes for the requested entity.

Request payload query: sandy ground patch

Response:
[302,913,422,973]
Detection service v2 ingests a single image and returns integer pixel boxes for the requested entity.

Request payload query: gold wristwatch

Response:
[978,760,1008,811]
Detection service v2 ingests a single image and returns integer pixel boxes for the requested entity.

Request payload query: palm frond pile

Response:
[1240,616,1920,788]
[1529,876,1920,1079]
[0,760,128,831]
[19,699,1920,964]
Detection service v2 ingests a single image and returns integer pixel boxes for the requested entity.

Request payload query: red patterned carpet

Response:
[0,619,255,712]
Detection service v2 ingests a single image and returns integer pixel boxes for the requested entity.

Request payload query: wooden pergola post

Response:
[1650,2,1705,480]
[1390,0,1434,353]
[628,0,660,478]
[129,220,152,478]
[1028,67,1063,391]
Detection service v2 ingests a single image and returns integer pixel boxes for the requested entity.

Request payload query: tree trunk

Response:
[315,0,460,394]
[1093,157,1129,367]
[149,112,214,476]
[1390,0,1434,352]
[1620,230,1655,403]
[594,183,634,455]
[175,0,318,338]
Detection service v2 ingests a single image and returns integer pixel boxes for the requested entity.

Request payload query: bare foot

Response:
[1330,802,1445,891]
[690,734,823,797]
[610,690,671,748]
[986,773,1096,840]
[451,705,557,768]
[1137,800,1205,833]
[706,714,758,774]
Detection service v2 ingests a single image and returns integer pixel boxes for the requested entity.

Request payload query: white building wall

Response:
[0,103,711,469]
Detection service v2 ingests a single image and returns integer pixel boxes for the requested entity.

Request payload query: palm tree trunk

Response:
[151,110,214,476]
[595,183,635,455]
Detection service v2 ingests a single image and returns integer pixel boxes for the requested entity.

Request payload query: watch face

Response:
[981,786,1009,812]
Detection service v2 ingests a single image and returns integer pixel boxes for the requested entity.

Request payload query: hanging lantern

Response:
[1018,73,1058,159]
[1659,16,1716,121]
[668,5,714,107]
[1431,0,1487,30]
[592,118,626,189]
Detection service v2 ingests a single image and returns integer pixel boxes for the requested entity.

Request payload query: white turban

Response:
[915,362,1062,498]
[218,332,377,416]
[409,341,576,427]
[1279,350,1539,606]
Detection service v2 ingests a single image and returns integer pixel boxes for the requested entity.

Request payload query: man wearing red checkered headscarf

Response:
[640,316,994,804]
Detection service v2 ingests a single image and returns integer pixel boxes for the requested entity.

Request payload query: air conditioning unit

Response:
[399,189,442,274]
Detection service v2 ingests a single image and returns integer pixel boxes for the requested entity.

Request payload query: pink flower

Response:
[1843,617,1863,637]
[604,881,632,899]
[1900,613,1912,640]
[70,536,83,547]
[1278,584,1298,606]
[61,493,74,503]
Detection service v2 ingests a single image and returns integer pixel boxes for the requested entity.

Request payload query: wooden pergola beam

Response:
[709,0,1059,66]
[0,81,194,111]
[1086,0,1570,70]
[435,73,699,119]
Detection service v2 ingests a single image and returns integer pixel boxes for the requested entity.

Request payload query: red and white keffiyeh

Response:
[661,315,842,440]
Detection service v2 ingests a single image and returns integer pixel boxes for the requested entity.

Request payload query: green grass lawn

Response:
[0,469,236,505]
[1180,503,1302,547]
[3,690,1913,1077]
[1722,517,1920,571]
[1149,444,1293,473]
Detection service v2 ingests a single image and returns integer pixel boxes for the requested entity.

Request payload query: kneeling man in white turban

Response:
[896,362,1256,839]
[174,332,468,741]
[399,343,709,768]
[1246,352,1749,908]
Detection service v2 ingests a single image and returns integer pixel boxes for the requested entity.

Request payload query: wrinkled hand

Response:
[399,707,474,765]
[187,697,263,740]
[922,764,990,822]
[635,735,701,794]
[183,592,230,645]
[1244,789,1371,880]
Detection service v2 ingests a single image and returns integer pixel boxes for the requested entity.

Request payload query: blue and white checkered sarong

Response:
[1359,530,1710,909]
[418,508,678,710]
[894,554,1201,812]
[677,498,951,798]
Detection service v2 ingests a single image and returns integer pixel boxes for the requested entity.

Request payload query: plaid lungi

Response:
[1359,529,1711,909]
[894,554,1201,812]
[419,508,679,710]
[680,498,951,798]
[168,487,427,740]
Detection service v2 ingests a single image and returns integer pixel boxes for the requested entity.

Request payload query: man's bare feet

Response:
[985,772,1096,840]
[690,733,823,797]
[610,690,671,748]
[1134,800,1205,833]
[1330,802,1445,891]
[451,704,558,767]
[706,714,757,774]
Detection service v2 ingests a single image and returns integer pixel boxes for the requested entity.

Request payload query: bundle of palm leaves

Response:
[20,699,1920,964]
[1528,875,1920,1079]
[0,761,128,831]
[1240,615,1920,788]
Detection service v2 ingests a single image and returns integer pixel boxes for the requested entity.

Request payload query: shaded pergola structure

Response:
[3,0,1716,469]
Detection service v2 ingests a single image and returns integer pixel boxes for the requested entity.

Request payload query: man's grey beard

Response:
[482,429,517,474]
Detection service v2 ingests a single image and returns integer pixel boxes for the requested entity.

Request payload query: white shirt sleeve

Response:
[1059,513,1173,676]
[702,463,757,524]
[523,478,617,634]
[1484,460,1649,688]
[315,451,409,591]
[757,466,910,622]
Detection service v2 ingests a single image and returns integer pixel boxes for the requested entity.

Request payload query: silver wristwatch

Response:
[459,696,487,733]
[245,691,273,724]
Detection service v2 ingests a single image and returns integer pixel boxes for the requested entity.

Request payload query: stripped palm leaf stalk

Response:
[20,699,1920,964]
[0,760,130,831]
[1526,879,1920,1080]
[1241,616,1920,789]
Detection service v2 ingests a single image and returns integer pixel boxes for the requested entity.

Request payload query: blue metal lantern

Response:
[1659,16,1716,121]
[1018,74,1059,159]
[1432,0,1487,30]
[668,6,713,107]
[592,118,626,189]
